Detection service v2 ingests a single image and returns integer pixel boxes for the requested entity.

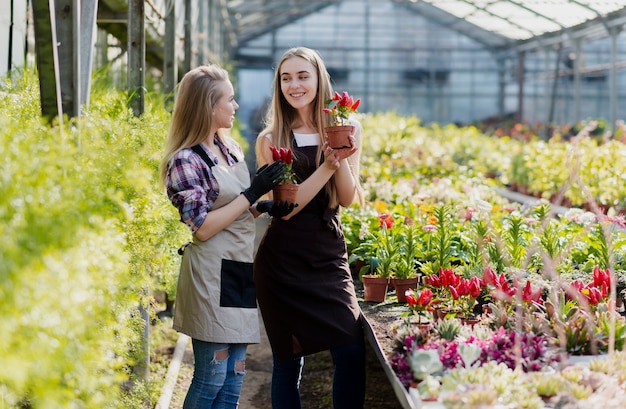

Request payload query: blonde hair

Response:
[159,64,234,188]
[257,47,363,207]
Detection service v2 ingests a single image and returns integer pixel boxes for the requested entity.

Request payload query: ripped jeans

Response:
[183,339,247,409]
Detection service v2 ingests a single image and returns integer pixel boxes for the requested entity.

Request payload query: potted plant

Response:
[392,223,421,303]
[269,146,298,204]
[361,213,397,303]
[323,91,360,149]
[405,287,438,327]
[407,349,443,404]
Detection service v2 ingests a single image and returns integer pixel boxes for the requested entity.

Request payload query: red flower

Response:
[454,279,470,297]
[405,290,419,306]
[378,213,393,229]
[570,279,585,292]
[426,274,441,288]
[324,90,361,126]
[439,268,460,287]
[407,288,434,310]
[592,265,610,289]
[522,281,543,305]
[268,146,297,184]
[468,277,482,298]
[583,286,603,305]
[449,285,460,300]
[482,266,498,287]
[269,145,281,161]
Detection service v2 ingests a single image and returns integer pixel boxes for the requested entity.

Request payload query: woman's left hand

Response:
[332,135,358,160]
[323,135,357,164]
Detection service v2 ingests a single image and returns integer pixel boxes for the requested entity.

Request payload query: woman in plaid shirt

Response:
[159,64,292,409]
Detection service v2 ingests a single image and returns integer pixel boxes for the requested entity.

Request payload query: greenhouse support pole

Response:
[128,0,145,116]
[198,0,205,63]
[497,58,505,117]
[516,50,525,123]
[70,0,80,118]
[609,27,620,135]
[573,39,582,124]
[543,47,550,123]
[183,0,191,73]
[7,0,13,73]
[31,0,63,122]
[78,0,98,112]
[164,0,176,110]
[547,44,562,134]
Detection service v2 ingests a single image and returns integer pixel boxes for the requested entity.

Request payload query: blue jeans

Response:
[183,339,247,409]
[270,342,366,409]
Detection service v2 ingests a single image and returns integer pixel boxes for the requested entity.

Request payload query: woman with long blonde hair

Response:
[159,64,290,409]
[254,47,366,409]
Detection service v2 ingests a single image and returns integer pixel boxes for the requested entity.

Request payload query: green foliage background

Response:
[0,71,229,407]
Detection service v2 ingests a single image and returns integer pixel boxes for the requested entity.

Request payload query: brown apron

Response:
[173,148,259,344]
[254,138,363,362]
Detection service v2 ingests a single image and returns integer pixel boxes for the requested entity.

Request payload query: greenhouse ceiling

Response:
[225,0,626,49]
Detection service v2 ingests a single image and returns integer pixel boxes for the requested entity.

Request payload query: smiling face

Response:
[212,80,239,129]
[279,56,319,113]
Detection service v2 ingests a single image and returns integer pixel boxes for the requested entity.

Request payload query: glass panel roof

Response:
[225,0,626,49]
[417,0,626,40]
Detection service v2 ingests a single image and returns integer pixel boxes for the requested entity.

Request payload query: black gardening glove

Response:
[256,200,298,218]
[242,161,287,205]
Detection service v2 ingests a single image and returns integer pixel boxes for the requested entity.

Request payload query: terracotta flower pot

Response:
[460,317,480,327]
[361,275,389,303]
[325,125,354,149]
[392,277,419,304]
[272,183,298,205]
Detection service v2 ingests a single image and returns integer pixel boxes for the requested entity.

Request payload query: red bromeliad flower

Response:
[269,146,298,184]
[323,91,361,126]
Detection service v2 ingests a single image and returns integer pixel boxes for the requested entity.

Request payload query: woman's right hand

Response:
[322,142,341,170]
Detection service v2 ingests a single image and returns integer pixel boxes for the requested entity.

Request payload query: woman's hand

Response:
[322,142,341,170]
[332,135,358,161]
[322,135,357,169]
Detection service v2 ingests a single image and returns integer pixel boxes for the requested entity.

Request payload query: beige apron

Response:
[173,152,259,344]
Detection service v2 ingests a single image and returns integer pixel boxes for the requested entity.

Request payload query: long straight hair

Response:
[258,47,362,207]
[159,64,237,188]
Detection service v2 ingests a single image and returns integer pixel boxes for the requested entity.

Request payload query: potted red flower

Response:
[405,287,439,327]
[323,91,360,149]
[269,146,298,205]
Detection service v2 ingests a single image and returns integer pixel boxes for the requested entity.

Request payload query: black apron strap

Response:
[191,144,216,167]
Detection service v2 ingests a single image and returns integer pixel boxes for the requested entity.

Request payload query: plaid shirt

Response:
[166,138,241,232]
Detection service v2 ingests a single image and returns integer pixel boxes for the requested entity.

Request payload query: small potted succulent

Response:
[269,146,298,205]
[323,91,360,149]
[408,349,443,403]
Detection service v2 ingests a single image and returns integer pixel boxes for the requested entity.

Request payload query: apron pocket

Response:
[220,259,256,308]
